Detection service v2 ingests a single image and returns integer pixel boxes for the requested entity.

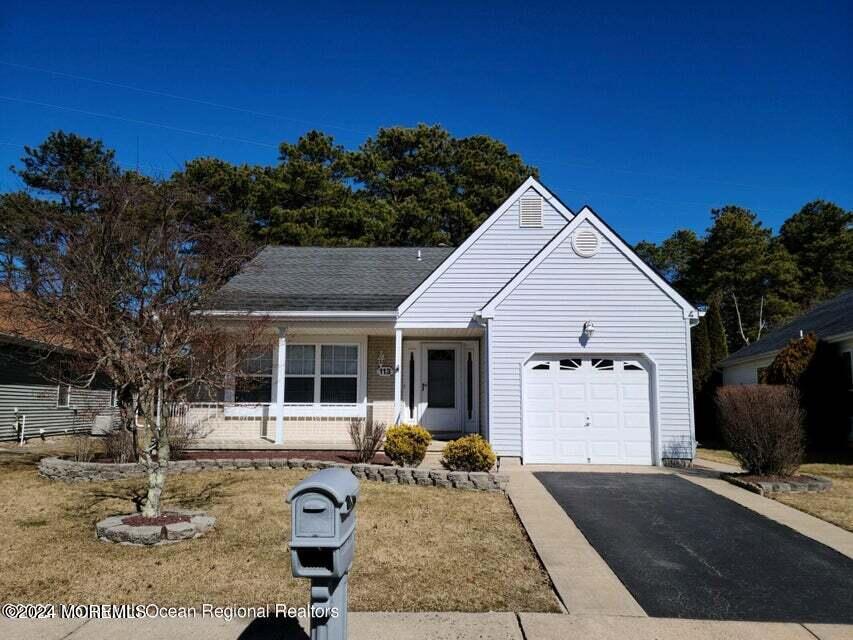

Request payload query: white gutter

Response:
[201,310,398,320]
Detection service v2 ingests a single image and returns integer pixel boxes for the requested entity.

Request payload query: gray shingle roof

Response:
[209,246,455,312]
[721,289,853,365]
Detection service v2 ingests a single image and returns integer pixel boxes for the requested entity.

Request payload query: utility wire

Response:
[0,95,278,149]
[2,60,775,192]
[0,60,370,136]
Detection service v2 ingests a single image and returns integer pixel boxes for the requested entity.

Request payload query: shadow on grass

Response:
[76,477,241,516]
[238,616,308,640]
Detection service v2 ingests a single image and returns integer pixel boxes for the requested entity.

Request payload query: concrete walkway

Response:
[504,465,645,616]
[3,613,852,640]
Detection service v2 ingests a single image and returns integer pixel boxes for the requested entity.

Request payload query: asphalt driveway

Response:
[534,472,853,623]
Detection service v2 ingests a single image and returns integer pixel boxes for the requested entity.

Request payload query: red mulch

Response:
[122,514,191,527]
[181,450,392,465]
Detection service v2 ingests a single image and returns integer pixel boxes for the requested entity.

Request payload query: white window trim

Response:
[282,335,368,410]
[57,383,71,408]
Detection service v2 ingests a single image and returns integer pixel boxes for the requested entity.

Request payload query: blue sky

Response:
[1,1,850,243]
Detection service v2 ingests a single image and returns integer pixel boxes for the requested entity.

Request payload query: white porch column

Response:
[275,327,287,444]
[393,328,403,424]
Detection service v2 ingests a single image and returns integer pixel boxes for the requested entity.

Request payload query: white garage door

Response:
[523,357,653,465]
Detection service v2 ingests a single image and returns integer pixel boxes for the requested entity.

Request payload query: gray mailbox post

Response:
[287,468,360,640]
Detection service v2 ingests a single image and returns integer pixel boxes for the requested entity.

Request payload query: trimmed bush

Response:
[441,435,496,472]
[383,425,432,467]
[716,385,804,476]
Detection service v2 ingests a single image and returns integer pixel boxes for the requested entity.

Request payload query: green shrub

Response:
[441,435,496,472]
[716,384,804,476]
[383,425,431,467]
[765,333,817,385]
[764,333,849,447]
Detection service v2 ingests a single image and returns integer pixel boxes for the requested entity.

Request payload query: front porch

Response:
[186,326,485,447]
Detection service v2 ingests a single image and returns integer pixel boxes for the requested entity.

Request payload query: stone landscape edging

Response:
[96,509,216,546]
[722,472,832,497]
[37,456,509,492]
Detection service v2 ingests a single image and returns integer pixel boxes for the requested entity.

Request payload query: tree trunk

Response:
[141,388,170,517]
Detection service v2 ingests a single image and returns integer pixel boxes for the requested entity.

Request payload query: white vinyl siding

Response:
[721,355,777,385]
[489,220,694,461]
[397,188,568,327]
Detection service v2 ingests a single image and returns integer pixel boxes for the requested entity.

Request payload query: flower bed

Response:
[38,456,509,492]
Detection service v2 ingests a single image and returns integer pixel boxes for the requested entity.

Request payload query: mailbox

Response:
[287,468,359,578]
[287,468,360,640]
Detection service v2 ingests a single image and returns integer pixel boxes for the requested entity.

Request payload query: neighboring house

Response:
[720,289,853,386]
[0,333,117,441]
[198,177,700,466]
[0,290,117,442]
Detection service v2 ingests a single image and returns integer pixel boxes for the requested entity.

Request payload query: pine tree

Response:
[691,318,711,391]
[705,294,728,365]
[780,200,853,305]
[698,206,800,352]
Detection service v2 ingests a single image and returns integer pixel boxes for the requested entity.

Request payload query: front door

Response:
[420,343,462,431]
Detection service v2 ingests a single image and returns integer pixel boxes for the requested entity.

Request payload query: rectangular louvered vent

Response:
[519,196,543,227]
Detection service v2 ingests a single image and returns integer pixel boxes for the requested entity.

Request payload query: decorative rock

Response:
[364,465,382,481]
[95,516,126,537]
[396,468,415,485]
[493,474,510,490]
[96,510,215,546]
[165,522,197,540]
[40,455,508,492]
[412,469,433,486]
[379,468,399,484]
[468,472,491,490]
[127,525,163,545]
[429,469,449,482]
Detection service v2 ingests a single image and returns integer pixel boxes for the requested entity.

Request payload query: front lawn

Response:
[0,438,559,611]
[696,447,853,532]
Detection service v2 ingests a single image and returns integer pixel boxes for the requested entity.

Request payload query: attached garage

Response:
[522,356,654,465]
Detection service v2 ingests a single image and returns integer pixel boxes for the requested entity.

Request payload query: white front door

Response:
[523,356,653,465]
[419,343,463,431]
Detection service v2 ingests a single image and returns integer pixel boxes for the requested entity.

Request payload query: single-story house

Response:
[0,332,117,442]
[720,289,853,386]
[197,177,700,466]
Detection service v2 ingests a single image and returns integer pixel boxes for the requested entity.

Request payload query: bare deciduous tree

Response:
[1,174,265,516]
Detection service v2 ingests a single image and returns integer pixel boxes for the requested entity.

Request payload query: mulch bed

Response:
[181,450,392,465]
[122,513,191,527]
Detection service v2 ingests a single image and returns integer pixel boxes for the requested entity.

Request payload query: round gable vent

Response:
[572,228,599,257]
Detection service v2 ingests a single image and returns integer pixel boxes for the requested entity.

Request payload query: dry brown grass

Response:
[695,447,740,467]
[0,438,559,611]
[696,446,853,532]
[773,463,853,533]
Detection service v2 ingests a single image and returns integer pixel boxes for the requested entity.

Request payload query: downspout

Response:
[685,309,703,460]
